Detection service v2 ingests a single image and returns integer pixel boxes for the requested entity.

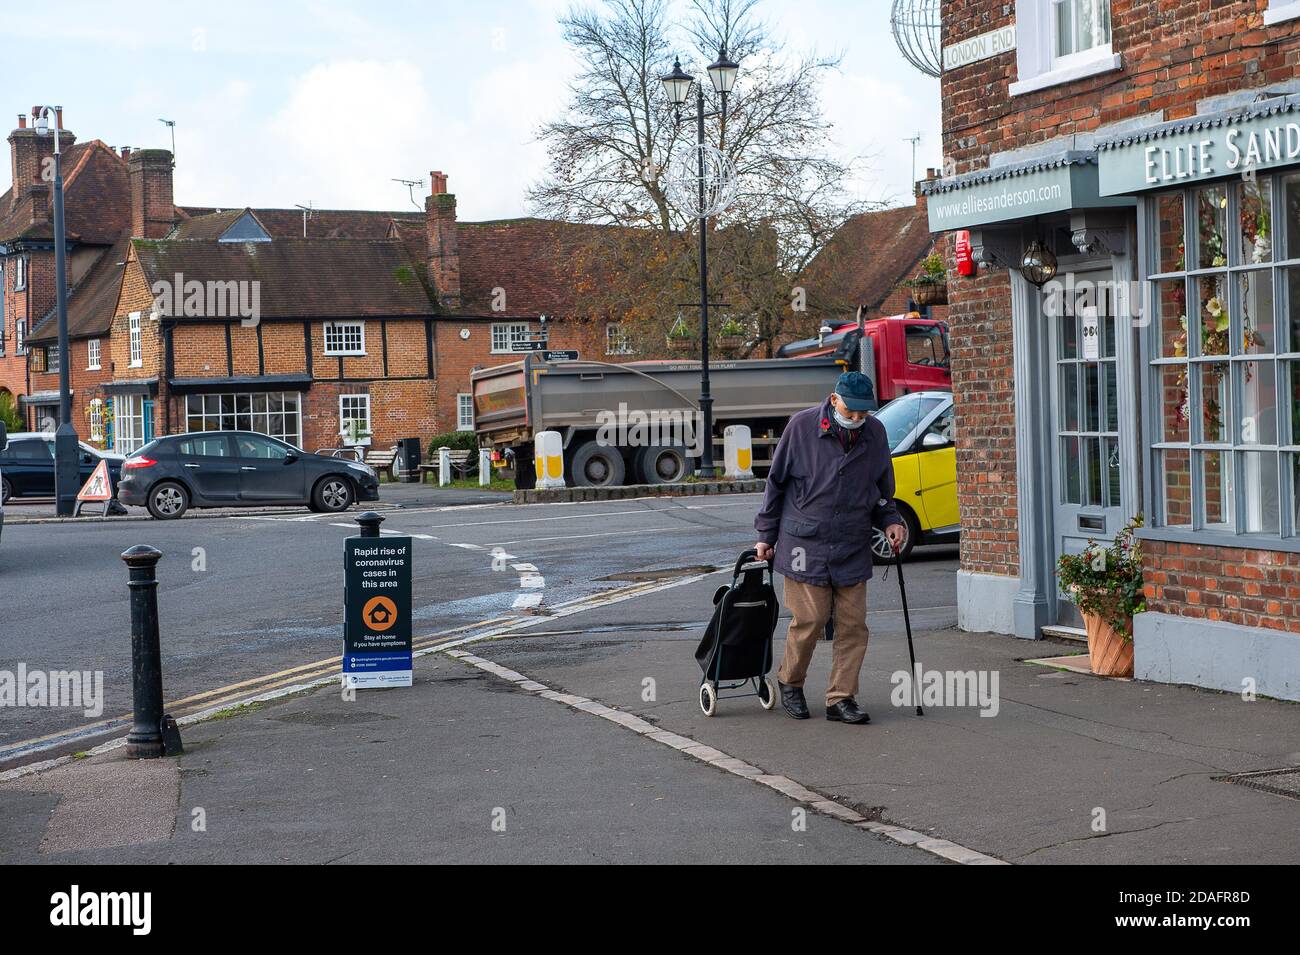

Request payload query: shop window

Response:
[184,392,303,448]
[1146,172,1300,540]
[1012,0,1119,96]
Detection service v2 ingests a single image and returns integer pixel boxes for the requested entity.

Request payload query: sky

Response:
[3,0,943,222]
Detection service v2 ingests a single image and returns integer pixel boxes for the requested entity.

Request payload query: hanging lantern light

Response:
[1020,238,1058,288]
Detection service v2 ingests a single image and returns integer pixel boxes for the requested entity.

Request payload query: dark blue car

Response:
[0,432,125,503]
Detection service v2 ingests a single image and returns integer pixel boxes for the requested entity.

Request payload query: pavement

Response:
[4,489,1295,865]
[3,562,1297,864]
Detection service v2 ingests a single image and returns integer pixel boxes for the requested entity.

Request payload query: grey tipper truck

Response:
[472,347,859,488]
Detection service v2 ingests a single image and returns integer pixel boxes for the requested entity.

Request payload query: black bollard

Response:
[122,544,165,759]
[355,511,385,538]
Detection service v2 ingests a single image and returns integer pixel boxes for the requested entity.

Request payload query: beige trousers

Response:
[777,578,869,705]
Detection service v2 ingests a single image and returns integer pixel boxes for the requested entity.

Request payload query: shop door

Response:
[1049,269,1125,626]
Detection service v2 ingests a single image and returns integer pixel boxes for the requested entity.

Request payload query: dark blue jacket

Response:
[755,398,901,586]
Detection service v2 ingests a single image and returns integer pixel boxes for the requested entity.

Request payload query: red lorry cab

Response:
[776,313,950,402]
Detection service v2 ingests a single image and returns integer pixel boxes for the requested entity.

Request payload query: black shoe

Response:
[826,698,871,724]
[779,682,810,720]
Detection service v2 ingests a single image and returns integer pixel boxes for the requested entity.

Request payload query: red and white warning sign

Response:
[77,459,113,502]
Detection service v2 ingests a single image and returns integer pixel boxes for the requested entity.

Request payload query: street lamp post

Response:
[34,106,79,516]
[661,47,738,479]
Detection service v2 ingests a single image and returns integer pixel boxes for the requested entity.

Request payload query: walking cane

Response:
[892,539,923,716]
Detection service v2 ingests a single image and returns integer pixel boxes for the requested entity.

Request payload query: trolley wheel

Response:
[758,676,777,710]
[699,681,718,717]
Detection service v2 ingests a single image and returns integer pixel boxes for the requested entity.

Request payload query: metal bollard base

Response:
[160,714,184,757]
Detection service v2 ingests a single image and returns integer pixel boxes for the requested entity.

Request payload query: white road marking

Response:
[424,501,751,530]
[448,650,1007,867]
[512,593,544,609]
[493,526,679,546]
[511,563,538,572]
[447,542,483,550]
[519,574,545,589]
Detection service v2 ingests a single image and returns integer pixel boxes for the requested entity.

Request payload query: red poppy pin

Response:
[819,417,831,433]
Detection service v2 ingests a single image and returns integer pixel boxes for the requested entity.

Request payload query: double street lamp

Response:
[660,46,739,479]
[33,106,79,516]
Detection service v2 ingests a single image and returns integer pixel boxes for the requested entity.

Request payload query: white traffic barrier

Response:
[723,424,754,480]
[534,430,566,489]
[479,448,491,487]
[439,446,451,487]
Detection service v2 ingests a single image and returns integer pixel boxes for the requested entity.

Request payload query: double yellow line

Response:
[2,574,692,765]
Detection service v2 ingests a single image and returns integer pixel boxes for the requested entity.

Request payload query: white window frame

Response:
[115,394,146,454]
[13,256,25,291]
[490,321,539,354]
[339,393,373,447]
[457,393,474,432]
[87,337,101,370]
[88,398,104,442]
[184,391,304,449]
[323,320,366,356]
[1266,1,1300,26]
[605,322,633,356]
[1011,0,1120,97]
[16,319,25,355]
[46,343,60,375]
[129,311,143,367]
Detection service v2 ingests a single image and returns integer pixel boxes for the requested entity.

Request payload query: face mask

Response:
[832,409,866,430]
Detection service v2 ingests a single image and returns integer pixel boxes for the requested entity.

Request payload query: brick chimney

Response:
[425,170,460,310]
[128,148,175,238]
[9,110,74,214]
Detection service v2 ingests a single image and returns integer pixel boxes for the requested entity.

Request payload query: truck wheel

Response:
[635,445,688,484]
[569,441,625,487]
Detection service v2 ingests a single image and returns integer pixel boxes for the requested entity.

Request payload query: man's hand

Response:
[884,523,907,553]
[755,542,774,562]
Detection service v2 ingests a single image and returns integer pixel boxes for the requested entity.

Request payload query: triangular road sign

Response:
[77,459,113,502]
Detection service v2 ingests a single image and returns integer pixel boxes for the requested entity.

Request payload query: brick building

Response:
[0,110,131,429]
[923,0,1300,700]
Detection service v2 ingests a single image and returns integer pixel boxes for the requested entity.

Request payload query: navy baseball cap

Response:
[834,372,876,411]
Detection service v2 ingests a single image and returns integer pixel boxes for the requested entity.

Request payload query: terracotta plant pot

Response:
[1083,612,1134,677]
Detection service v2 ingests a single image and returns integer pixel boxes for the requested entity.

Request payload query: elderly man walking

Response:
[754,372,906,724]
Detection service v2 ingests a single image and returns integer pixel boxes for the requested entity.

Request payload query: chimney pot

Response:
[55,107,63,130]
[16,115,25,129]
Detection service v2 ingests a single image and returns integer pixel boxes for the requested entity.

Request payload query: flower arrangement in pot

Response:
[1056,515,1146,677]
[666,315,694,352]
[716,316,748,351]
[902,252,948,306]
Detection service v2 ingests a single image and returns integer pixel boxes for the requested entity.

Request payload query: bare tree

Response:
[529,0,876,356]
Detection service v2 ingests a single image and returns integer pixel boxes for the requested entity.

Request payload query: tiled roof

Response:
[177,206,421,240]
[131,237,434,319]
[0,140,129,245]
[802,202,938,313]
[27,232,132,342]
[454,217,630,318]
